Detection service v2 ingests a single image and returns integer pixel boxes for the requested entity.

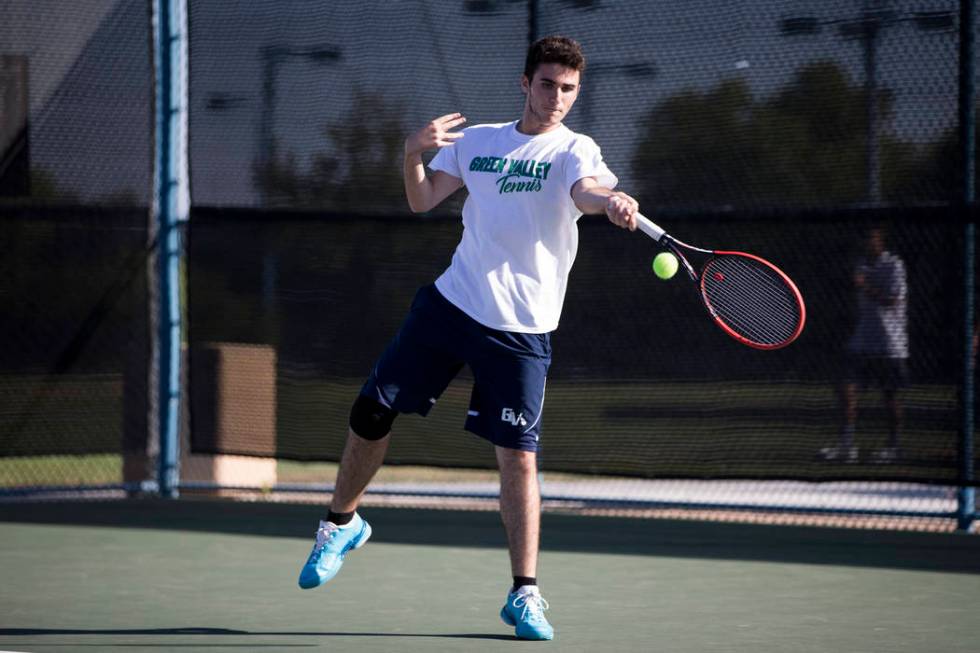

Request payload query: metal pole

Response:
[259,47,279,208]
[153,0,188,499]
[959,0,976,532]
[863,18,881,204]
[528,0,538,45]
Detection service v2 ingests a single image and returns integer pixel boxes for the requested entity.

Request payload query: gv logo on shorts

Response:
[501,407,527,427]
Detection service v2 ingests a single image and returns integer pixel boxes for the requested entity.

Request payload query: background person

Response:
[821,225,909,464]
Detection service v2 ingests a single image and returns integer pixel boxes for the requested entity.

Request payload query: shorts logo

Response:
[501,407,527,427]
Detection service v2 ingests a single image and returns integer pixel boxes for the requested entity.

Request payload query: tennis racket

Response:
[635,213,806,350]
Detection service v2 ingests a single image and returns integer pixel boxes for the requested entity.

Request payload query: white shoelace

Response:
[512,590,550,622]
[309,521,339,558]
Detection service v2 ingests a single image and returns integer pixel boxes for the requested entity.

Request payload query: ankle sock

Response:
[512,576,537,592]
[327,510,355,527]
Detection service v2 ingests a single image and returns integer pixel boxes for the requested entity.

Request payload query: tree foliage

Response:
[631,61,953,209]
[254,89,407,212]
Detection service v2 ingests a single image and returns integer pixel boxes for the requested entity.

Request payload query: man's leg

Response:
[495,446,540,579]
[871,358,906,463]
[868,390,902,464]
[884,390,902,447]
[822,381,859,462]
[331,428,390,513]
[297,424,389,590]
[298,284,461,589]
[495,445,553,640]
[841,381,858,444]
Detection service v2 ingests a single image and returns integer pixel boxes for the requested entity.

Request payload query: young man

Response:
[297,36,639,641]
[821,225,909,464]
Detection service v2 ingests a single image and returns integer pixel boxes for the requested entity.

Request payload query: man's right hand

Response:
[405,113,466,158]
[403,113,466,213]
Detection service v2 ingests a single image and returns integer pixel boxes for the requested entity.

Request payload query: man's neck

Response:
[516,116,562,136]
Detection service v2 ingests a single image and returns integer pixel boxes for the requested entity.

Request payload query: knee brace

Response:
[349,395,397,440]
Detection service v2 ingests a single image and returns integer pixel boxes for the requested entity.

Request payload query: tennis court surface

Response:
[1,498,978,653]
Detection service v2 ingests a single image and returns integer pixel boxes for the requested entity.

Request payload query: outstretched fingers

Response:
[431,113,466,146]
[406,113,466,156]
[435,112,467,129]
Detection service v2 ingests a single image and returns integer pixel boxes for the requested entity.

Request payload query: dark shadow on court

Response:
[0,627,515,641]
[1,498,978,574]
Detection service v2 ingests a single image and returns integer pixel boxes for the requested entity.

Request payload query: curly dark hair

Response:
[523,36,586,80]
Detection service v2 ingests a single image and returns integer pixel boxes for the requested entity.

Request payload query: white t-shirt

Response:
[847,251,909,358]
[428,120,617,333]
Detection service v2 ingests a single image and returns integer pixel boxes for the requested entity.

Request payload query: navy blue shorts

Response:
[360,284,551,452]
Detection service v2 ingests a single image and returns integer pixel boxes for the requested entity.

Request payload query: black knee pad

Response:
[349,395,397,440]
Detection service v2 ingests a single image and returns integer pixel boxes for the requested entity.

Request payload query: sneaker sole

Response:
[500,606,554,640]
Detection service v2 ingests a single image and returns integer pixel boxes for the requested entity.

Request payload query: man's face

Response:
[866,229,885,258]
[522,63,581,130]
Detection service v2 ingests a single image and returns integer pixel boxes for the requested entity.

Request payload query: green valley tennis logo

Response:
[469,156,552,195]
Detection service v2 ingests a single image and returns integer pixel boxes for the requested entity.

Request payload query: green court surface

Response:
[1,500,978,653]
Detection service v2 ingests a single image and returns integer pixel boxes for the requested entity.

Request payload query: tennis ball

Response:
[652,252,678,280]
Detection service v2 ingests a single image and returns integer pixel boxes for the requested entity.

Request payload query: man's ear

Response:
[521,74,530,95]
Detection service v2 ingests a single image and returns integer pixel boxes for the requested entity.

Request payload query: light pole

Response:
[258,44,342,207]
[780,3,956,205]
[463,0,600,46]
[577,61,657,134]
[255,44,342,324]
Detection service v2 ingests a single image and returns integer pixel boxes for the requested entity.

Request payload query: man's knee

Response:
[349,395,397,441]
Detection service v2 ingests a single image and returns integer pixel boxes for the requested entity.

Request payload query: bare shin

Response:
[496,446,541,578]
[330,428,390,513]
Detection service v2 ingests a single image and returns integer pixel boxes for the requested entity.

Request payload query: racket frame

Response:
[634,213,806,350]
[701,249,807,350]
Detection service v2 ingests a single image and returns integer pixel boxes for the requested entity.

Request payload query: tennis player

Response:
[298,35,639,641]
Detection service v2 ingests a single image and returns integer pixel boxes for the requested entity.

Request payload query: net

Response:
[0,0,153,491]
[188,1,962,212]
[185,1,974,491]
[2,1,977,525]
[188,207,970,487]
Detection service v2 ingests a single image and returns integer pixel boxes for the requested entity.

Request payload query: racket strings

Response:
[701,256,802,346]
[709,281,799,341]
[705,262,800,343]
[712,263,798,332]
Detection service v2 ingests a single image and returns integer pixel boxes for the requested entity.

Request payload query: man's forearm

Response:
[570,177,639,230]
[403,153,431,213]
[572,185,616,215]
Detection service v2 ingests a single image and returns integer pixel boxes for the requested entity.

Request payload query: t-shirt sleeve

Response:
[564,136,618,193]
[428,139,463,179]
[888,258,907,300]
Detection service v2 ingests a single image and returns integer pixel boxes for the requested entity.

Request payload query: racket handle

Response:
[634,213,666,242]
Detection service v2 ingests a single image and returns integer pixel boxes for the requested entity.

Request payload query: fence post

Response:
[152,0,189,499]
[958,0,976,532]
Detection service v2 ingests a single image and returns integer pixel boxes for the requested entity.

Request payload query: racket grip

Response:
[635,213,666,242]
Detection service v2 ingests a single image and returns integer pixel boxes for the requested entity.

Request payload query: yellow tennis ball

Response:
[653,252,678,280]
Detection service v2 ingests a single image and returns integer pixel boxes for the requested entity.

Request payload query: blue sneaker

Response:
[500,586,554,640]
[297,514,372,589]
